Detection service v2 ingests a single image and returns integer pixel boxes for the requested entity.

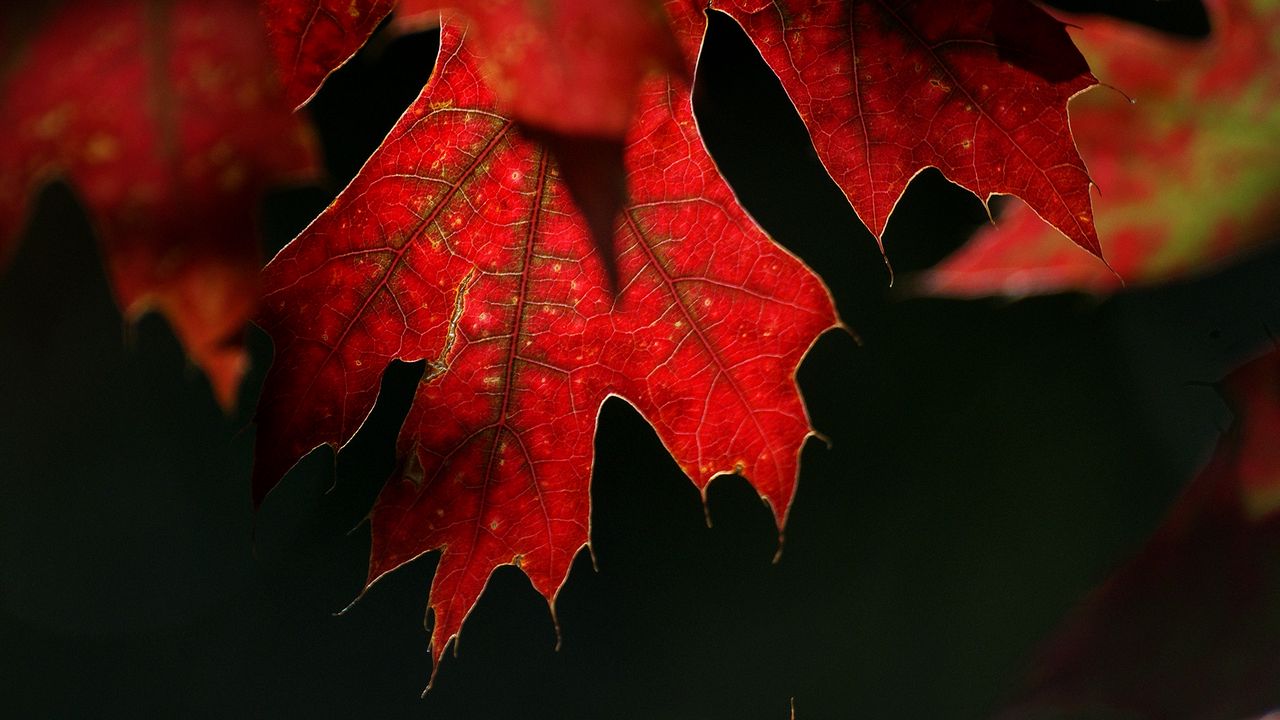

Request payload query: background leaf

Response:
[0,0,320,407]
[925,0,1280,296]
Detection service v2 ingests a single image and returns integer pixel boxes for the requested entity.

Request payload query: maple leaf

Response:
[251,17,837,677]
[925,0,1280,296]
[712,0,1100,263]
[1002,349,1280,720]
[0,0,319,409]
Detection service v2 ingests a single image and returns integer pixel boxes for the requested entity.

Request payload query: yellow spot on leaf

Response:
[208,140,233,163]
[85,133,119,163]
[219,164,246,192]
[33,106,72,139]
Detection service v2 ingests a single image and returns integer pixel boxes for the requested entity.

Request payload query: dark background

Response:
[4,2,1278,717]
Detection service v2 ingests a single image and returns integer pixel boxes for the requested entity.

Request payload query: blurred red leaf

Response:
[252,19,837,676]
[927,0,1280,297]
[0,0,319,408]
[1003,350,1280,720]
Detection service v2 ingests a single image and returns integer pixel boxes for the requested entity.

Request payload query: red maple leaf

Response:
[1003,348,1280,720]
[0,0,319,408]
[714,0,1100,263]
[252,17,838,677]
[926,0,1280,296]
